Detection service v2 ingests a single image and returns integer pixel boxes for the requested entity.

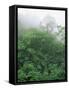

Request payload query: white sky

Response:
[18,8,65,26]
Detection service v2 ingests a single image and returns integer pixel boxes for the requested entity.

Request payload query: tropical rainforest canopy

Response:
[18,26,65,82]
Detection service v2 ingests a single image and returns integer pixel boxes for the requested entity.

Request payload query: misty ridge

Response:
[18,14,65,43]
[17,11,65,82]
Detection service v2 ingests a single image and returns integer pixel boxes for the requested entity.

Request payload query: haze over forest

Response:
[17,8,65,82]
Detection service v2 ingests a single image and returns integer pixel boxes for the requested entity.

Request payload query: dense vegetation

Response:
[18,27,65,82]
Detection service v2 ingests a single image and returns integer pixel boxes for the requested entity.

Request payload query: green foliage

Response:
[18,27,65,82]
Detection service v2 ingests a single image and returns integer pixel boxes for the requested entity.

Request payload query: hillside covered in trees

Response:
[18,27,65,82]
[17,9,65,82]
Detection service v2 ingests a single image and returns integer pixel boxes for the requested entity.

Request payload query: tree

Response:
[40,15,58,33]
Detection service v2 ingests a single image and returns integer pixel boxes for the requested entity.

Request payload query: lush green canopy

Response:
[18,28,65,82]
